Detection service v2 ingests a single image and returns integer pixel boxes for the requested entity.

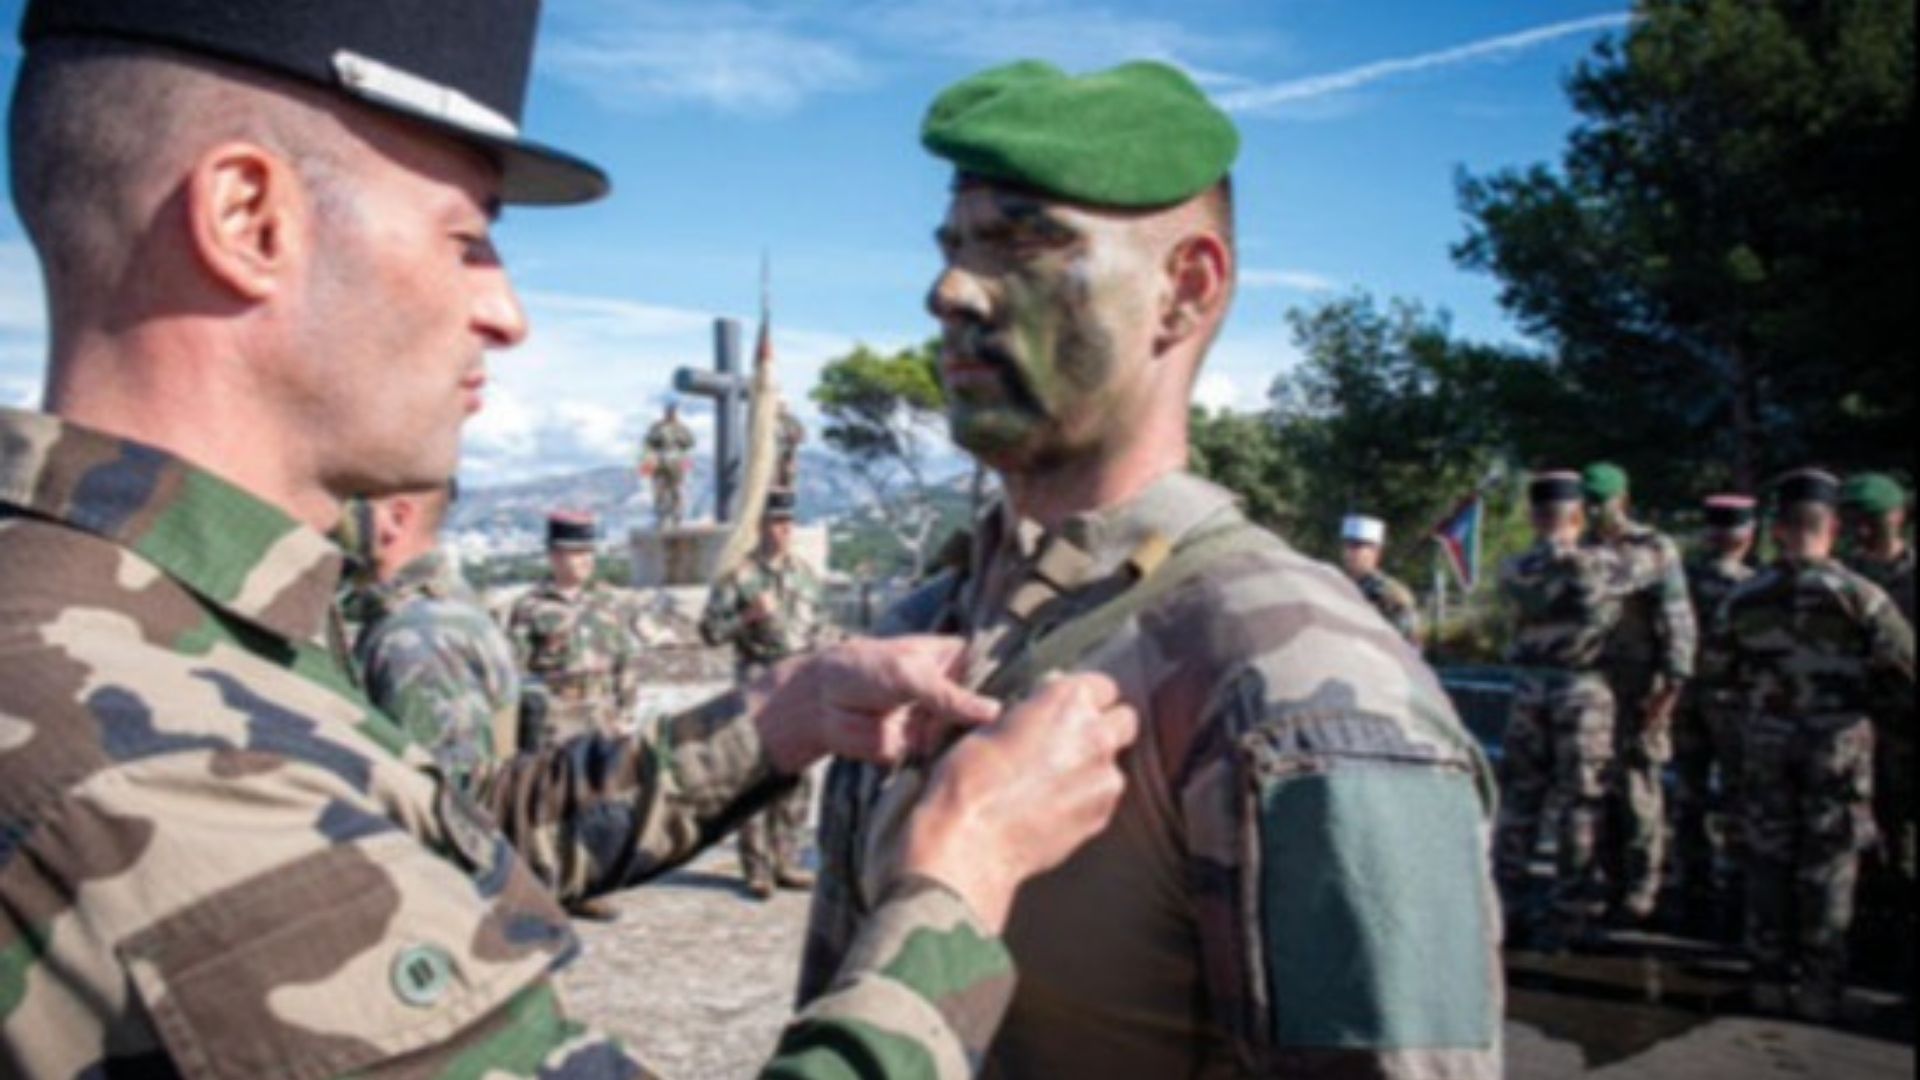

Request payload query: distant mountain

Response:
[449,448,932,556]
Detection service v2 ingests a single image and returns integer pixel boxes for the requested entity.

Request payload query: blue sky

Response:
[0,1,1631,485]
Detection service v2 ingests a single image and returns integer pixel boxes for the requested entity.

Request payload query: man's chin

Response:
[949,407,1049,469]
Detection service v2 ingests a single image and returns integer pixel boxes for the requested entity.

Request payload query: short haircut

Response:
[9,38,354,317]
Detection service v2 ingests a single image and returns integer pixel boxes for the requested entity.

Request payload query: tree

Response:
[811,340,952,578]
[1456,0,1914,498]
[1269,295,1550,584]
[1188,405,1297,531]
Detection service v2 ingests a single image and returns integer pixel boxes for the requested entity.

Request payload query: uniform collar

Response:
[984,470,1242,589]
[0,407,344,647]
[380,548,465,603]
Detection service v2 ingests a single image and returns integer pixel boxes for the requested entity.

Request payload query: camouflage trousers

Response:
[1494,670,1615,933]
[1743,713,1875,999]
[1855,717,1913,986]
[739,770,812,886]
[1672,694,1747,907]
[1602,663,1669,916]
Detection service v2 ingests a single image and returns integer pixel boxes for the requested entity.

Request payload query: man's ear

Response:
[1155,230,1232,354]
[183,141,308,302]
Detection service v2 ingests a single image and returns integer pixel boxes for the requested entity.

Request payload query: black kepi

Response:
[19,0,607,205]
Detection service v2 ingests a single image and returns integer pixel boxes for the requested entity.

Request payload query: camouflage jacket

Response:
[1356,569,1423,644]
[352,548,519,782]
[1683,554,1755,711]
[642,418,694,464]
[0,408,1017,1079]
[505,578,639,734]
[1501,539,1658,673]
[700,551,825,669]
[1701,556,1916,723]
[802,471,1501,1078]
[1846,546,1915,629]
[1587,521,1698,681]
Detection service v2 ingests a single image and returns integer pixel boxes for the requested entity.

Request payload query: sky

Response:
[0,0,1631,487]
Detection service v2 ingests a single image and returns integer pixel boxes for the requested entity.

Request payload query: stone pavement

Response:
[557,847,1915,1078]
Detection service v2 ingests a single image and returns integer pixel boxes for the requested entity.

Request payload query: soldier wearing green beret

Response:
[803,59,1500,1078]
[1841,473,1916,981]
[1582,462,1698,924]
[1701,469,1914,1019]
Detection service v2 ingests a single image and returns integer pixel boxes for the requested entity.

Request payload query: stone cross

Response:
[673,318,748,523]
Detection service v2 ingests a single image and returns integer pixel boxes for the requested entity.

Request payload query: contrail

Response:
[1217,12,1631,113]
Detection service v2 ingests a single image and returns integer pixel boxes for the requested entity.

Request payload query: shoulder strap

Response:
[980,516,1270,701]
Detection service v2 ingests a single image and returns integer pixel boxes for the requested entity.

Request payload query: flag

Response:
[1432,496,1483,591]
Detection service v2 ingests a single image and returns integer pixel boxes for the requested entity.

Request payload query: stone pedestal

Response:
[628,523,831,589]
[630,524,731,588]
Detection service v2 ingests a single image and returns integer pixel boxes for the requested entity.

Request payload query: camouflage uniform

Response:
[1672,553,1755,912]
[351,548,521,785]
[505,578,640,743]
[1702,556,1915,1009]
[0,408,1018,1078]
[641,415,696,528]
[1495,539,1654,939]
[1841,545,1916,984]
[776,407,806,491]
[701,551,826,889]
[1589,521,1698,916]
[803,472,1502,1077]
[1356,568,1423,645]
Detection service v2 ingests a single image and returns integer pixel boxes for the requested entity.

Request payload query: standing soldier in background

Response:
[1340,512,1424,646]
[1584,461,1698,923]
[1703,469,1914,1020]
[506,512,641,745]
[1842,472,1915,625]
[1841,472,1915,984]
[641,401,696,527]
[1496,471,1656,948]
[352,482,521,784]
[702,491,826,897]
[775,399,807,490]
[1672,494,1758,933]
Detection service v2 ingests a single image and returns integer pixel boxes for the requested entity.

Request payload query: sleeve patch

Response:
[1258,765,1494,1051]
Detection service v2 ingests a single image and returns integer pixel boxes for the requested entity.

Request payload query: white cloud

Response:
[543,0,1270,114]
[862,0,1262,73]
[543,4,868,114]
[461,288,865,484]
[1218,13,1631,114]
[1240,267,1339,294]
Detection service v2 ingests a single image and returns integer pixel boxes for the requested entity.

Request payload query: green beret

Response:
[1842,472,1908,514]
[921,60,1239,208]
[1582,462,1629,502]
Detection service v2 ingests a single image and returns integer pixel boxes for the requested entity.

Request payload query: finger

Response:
[884,652,1000,728]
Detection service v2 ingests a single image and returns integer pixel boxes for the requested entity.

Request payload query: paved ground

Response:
[558,845,1915,1078]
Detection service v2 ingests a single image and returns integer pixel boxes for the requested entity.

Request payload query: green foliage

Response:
[811,340,956,576]
[1268,295,1543,585]
[1456,0,1915,499]
[1188,405,1296,529]
[811,341,946,463]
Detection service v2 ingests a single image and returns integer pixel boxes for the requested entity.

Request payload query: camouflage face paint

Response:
[931,186,1151,466]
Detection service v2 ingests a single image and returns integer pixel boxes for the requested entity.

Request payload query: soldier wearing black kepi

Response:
[702,490,828,898]
[0,3,1145,1076]
[1672,493,1758,932]
[1700,468,1915,1020]
[1340,512,1425,646]
[1494,470,1657,950]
